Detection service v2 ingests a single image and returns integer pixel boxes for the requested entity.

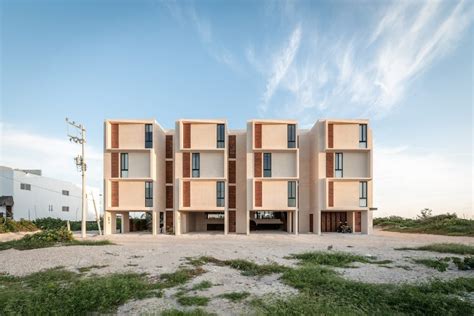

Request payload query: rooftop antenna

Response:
[65,117,87,238]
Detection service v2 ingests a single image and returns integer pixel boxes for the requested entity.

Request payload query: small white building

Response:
[0,166,83,221]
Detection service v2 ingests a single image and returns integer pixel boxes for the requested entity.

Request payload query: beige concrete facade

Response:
[103,118,374,235]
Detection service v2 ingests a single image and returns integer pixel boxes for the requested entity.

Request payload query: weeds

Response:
[396,243,474,255]
[161,308,215,316]
[177,295,210,306]
[191,281,213,291]
[413,258,449,272]
[78,265,108,273]
[219,291,250,302]
[288,251,392,267]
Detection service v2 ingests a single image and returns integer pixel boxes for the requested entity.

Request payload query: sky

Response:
[0,0,473,218]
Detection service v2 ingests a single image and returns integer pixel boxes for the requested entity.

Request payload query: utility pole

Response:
[66,118,87,238]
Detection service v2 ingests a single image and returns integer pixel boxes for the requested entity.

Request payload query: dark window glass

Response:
[263,153,272,177]
[359,124,367,148]
[217,124,225,148]
[288,181,296,207]
[121,153,129,178]
[288,124,296,148]
[145,124,153,148]
[335,153,343,178]
[62,206,69,212]
[20,183,31,191]
[62,190,69,196]
[359,181,367,207]
[192,153,200,178]
[216,181,225,207]
[145,182,153,207]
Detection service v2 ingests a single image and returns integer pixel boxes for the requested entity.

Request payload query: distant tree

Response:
[417,208,432,219]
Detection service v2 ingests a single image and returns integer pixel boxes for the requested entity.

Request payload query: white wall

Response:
[128,152,151,178]
[199,152,224,178]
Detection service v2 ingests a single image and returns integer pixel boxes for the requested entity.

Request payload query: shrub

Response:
[396,243,474,255]
[0,218,37,233]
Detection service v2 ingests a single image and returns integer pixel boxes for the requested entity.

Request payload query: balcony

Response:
[253,179,297,211]
[180,121,227,151]
[108,180,154,210]
[325,179,372,210]
[106,121,154,151]
[179,179,226,211]
[252,121,298,151]
[325,121,371,151]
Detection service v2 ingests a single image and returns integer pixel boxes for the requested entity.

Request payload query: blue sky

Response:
[1,0,473,218]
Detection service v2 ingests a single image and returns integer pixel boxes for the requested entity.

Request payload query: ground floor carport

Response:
[249,211,298,234]
[104,210,158,235]
[319,210,372,234]
[178,211,228,234]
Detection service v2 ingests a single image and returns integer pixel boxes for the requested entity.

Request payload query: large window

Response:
[145,182,153,207]
[216,181,225,207]
[62,206,69,212]
[263,153,272,177]
[120,153,129,178]
[192,153,200,178]
[359,124,367,148]
[145,124,153,148]
[288,181,296,207]
[288,124,296,148]
[335,153,343,178]
[20,183,31,191]
[62,190,69,196]
[217,124,225,148]
[359,181,367,207]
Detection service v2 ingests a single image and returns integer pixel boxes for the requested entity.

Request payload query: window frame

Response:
[120,153,129,178]
[62,206,69,212]
[192,153,200,178]
[263,153,272,177]
[359,124,367,148]
[20,183,31,191]
[217,124,225,148]
[145,124,153,148]
[335,152,343,178]
[359,181,368,207]
[288,124,296,148]
[145,181,153,207]
[62,190,69,196]
[288,181,296,207]
[216,181,225,207]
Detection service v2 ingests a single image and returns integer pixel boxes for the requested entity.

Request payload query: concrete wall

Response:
[271,152,297,178]
[118,181,146,209]
[200,152,225,178]
[235,132,248,234]
[119,124,145,149]
[260,180,295,210]
[188,180,222,210]
[128,152,151,178]
[190,123,218,149]
[261,123,288,149]
[332,123,359,149]
[343,152,370,178]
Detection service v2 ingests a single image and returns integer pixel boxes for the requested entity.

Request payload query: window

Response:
[145,124,153,148]
[335,153,343,178]
[48,205,53,212]
[288,124,296,148]
[62,190,69,196]
[145,182,153,207]
[359,181,368,207]
[120,153,129,178]
[192,153,200,178]
[263,153,272,177]
[20,183,31,191]
[216,181,225,207]
[359,124,367,148]
[217,124,225,148]
[288,181,296,207]
[62,206,69,212]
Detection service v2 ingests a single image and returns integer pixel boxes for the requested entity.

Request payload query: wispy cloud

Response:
[249,0,474,119]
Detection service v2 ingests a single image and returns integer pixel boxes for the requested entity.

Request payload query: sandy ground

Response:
[1,229,473,314]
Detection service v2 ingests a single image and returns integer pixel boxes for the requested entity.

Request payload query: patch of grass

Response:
[191,281,212,291]
[176,295,210,306]
[68,239,114,246]
[374,213,474,236]
[0,218,37,233]
[219,291,250,302]
[161,308,215,316]
[395,265,412,271]
[452,256,474,271]
[78,265,108,273]
[158,268,206,289]
[413,258,450,272]
[223,259,287,276]
[396,243,474,255]
[288,251,391,268]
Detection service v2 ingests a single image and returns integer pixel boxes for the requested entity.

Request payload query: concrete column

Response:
[104,211,112,235]
[224,209,229,235]
[152,211,157,235]
[347,211,355,233]
[361,211,373,234]
[110,212,117,234]
[315,211,322,235]
[175,211,181,235]
[246,211,250,235]
[293,210,299,235]
[122,212,130,233]
[287,212,292,233]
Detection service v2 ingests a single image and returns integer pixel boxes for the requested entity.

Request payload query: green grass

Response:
[191,281,213,291]
[413,258,450,272]
[77,265,108,273]
[159,268,206,289]
[161,308,215,316]
[396,243,474,255]
[288,251,392,267]
[374,213,474,236]
[0,218,37,233]
[218,291,250,302]
[176,295,210,306]
[452,256,474,270]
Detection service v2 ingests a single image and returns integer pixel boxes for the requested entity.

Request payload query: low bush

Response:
[396,243,474,255]
[413,258,450,272]
[177,295,210,306]
[33,217,104,232]
[219,291,250,302]
[0,218,37,233]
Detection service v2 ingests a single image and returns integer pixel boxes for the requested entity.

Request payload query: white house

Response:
[0,166,84,221]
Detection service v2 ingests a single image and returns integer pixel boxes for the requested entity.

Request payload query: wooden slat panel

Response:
[183,181,190,207]
[309,214,314,233]
[255,181,262,207]
[166,211,174,233]
[254,152,262,177]
[228,160,236,184]
[166,186,173,209]
[166,135,173,159]
[328,123,334,148]
[228,135,236,158]
[111,182,119,207]
[111,153,119,178]
[328,181,334,207]
[228,185,236,209]
[254,123,262,148]
[111,124,119,148]
[326,153,334,178]
[228,210,236,233]
[355,211,361,232]
[182,152,190,178]
[166,161,173,184]
[183,123,191,148]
